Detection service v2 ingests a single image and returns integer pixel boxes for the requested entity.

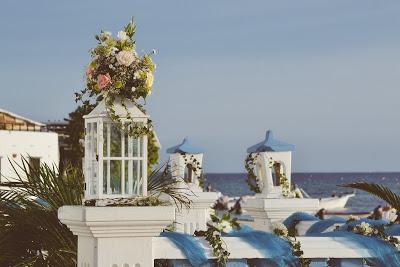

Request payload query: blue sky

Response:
[1,1,400,172]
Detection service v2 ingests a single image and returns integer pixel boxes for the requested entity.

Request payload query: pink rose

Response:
[86,66,94,78]
[97,73,111,89]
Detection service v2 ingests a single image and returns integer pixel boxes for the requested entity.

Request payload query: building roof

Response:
[247,130,295,153]
[0,108,45,126]
[166,137,204,154]
[84,98,148,119]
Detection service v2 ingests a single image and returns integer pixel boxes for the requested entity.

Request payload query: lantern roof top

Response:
[83,98,148,119]
[166,137,204,154]
[247,130,295,153]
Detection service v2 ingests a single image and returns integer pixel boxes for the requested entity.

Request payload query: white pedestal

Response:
[243,195,320,231]
[174,191,219,234]
[58,205,175,267]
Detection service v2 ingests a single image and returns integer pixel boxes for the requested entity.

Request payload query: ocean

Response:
[206,173,400,212]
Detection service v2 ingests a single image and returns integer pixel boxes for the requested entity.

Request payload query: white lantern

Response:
[166,137,204,192]
[83,99,148,199]
[247,130,294,197]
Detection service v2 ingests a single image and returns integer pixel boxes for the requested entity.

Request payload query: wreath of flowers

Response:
[245,153,262,193]
[75,18,155,138]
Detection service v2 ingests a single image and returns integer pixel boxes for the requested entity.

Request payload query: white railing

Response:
[153,236,371,266]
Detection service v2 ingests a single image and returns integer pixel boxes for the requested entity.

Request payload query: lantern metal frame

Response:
[83,101,148,200]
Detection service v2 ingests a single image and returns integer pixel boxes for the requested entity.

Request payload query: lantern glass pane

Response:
[124,160,129,194]
[110,160,122,194]
[103,160,108,194]
[110,124,121,157]
[132,138,138,157]
[91,160,97,195]
[103,123,109,157]
[139,136,144,157]
[92,122,97,155]
[124,131,129,157]
[132,160,138,194]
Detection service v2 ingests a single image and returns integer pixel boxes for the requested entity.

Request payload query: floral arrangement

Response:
[76,18,155,137]
[194,211,240,266]
[272,222,311,267]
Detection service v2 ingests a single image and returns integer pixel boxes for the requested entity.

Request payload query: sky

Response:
[1,0,400,172]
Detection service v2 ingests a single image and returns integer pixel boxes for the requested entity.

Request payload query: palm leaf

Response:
[341,182,400,211]
[147,162,193,210]
[0,157,82,266]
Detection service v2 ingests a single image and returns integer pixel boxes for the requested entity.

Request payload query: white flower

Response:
[109,47,119,56]
[99,31,111,41]
[220,220,233,233]
[117,31,129,41]
[131,87,136,92]
[213,220,232,233]
[272,222,288,237]
[116,50,136,67]
[355,222,373,235]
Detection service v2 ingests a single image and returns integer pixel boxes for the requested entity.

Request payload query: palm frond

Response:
[147,162,193,210]
[341,182,400,210]
[0,157,82,266]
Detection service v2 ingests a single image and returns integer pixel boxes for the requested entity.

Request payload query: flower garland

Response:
[326,219,400,266]
[194,212,240,266]
[346,221,400,249]
[245,153,261,193]
[272,222,311,267]
[75,18,155,138]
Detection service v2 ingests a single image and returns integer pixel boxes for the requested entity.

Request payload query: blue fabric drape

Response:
[282,212,319,233]
[385,224,400,236]
[161,226,299,267]
[307,231,400,267]
[160,231,209,267]
[305,216,346,235]
[226,225,299,267]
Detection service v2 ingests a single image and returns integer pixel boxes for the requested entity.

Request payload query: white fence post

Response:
[58,206,175,267]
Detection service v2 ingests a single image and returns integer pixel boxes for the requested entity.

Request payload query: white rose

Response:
[116,50,136,67]
[117,31,129,41]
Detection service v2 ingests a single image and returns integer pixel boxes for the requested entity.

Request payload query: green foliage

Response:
[0,158,84,266]
[62,104,95,169]
[147,130,159,174]
[147,163,192,210]
[195,212,240,266]
[245,153,261,193]
[341,182,400,211]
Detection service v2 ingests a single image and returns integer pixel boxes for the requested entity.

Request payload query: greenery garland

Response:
[194,212,240,266]
[326,218,400,266]
[181,153,202,184]
[245,153,261,193]
[272,222,311,267]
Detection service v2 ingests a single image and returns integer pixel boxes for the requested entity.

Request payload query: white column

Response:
[58,206,175,267]
[174,192,219,235]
